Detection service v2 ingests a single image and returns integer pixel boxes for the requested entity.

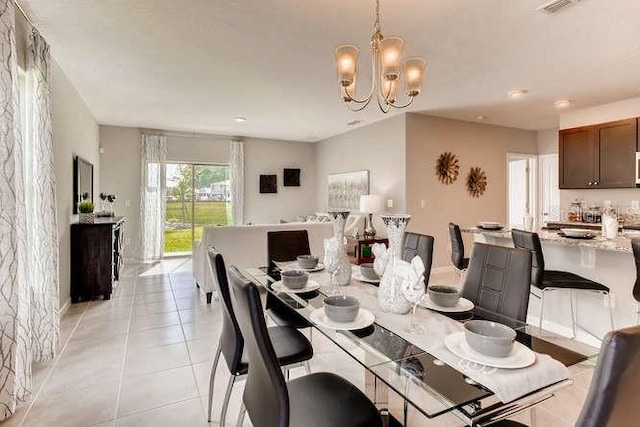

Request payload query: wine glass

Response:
[404,281,426,334]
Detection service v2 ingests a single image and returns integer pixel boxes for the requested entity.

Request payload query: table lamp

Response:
[360,194,383,239]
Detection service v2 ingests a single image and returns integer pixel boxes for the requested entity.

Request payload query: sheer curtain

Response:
[0,6,59,420]
[229,140,244,225]
[24,28,59,362]
[140,134,167,260]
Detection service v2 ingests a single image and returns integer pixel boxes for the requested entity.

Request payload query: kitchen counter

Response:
[463,227,637,254]
[462,226,639,341]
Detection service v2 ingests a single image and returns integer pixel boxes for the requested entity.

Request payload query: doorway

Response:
[164,163,231,255]
[507,154,537,229]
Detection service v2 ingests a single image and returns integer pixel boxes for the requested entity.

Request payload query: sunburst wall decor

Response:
[435,152,459,185]
[466,167,487,198]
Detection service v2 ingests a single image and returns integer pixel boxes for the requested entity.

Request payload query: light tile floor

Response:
[4,259,595,426]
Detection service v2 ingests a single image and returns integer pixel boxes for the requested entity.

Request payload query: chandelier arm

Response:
[346,97,374,112]
[343,85,374,105]
[375,94,391,113]
[387,95,415,109]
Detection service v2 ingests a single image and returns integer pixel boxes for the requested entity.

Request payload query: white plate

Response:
[352,271,380,284]
[419,294,474,313]
[560,228,595,238]
[294,262,325,272]
[445,332,536,369]
[309,308,375,331]
[271,280,321,294]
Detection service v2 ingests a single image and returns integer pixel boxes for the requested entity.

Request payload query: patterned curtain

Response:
[229,140,244,225]
[139,134,167,260]
[24,29,59,362]
[0,3,59,420]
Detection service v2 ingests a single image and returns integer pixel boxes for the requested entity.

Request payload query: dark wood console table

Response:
[71,216,126,303]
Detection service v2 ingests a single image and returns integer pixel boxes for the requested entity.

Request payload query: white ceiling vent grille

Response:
[537,0,582,14]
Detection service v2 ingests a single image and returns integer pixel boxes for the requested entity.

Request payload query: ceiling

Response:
[20,0,640,142]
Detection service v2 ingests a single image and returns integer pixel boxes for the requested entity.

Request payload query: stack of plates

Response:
[559,228,597,239]
[478,222,503,230]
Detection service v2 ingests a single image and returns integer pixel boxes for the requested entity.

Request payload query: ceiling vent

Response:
[537,0,582,14]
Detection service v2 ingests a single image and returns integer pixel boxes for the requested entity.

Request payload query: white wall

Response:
[100,127,317,259]
[558,97,640,212]
[559,97,640,130]
[51,60,100,308]
[314,114,406,215]
[537,129,558,155]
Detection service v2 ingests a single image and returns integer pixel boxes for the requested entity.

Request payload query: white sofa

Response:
[193,222,334,301]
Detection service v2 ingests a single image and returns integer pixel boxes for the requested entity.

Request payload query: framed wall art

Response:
[283,168,301,187]
[259,174,277,194]
[327,170,369,210]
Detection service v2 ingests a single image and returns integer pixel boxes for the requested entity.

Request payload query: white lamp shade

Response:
[360,195,383,213]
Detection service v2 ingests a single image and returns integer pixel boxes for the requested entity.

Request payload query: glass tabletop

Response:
[242,266,598,420]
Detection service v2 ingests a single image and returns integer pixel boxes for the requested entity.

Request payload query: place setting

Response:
[419,285,475,313]
[352,262,380,284]
[476,221,505,231]
[309,294,376,331]
[275,255,325,273]
[444,320,536,369]
[270,270,321,294]
[558,228,598,240]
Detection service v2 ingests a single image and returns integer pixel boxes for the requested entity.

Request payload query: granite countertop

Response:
[463,227,638,254]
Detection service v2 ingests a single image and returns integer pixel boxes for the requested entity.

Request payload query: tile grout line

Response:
[168,270,212,417]
[112,269,139,423]
[16,300,92,427]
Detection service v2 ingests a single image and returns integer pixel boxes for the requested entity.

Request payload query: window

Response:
[164,163,231,254]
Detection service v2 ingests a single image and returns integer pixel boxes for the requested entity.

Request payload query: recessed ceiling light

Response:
[476,115,488,121]
[554,99,572,109]
[508,89,528,100]
[233,116,247,123]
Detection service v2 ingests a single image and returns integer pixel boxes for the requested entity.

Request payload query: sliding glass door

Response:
[165,163,231,255]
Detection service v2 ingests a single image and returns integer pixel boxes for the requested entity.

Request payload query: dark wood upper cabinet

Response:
[597,119,637,187]
[559,127,596,189]
[559,118,637,189]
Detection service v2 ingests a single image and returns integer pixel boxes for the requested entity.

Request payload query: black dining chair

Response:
[449,223,469,283]
[461,243,532,322]
[206,248,313,425]
[631,238,640,324]
[228,266,383,427]
[495,325,640,427]
[511,229,613,337]
[265,230,314,330]
[401,232,434,286]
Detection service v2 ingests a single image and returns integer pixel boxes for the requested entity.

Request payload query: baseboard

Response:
[59,297,71,316]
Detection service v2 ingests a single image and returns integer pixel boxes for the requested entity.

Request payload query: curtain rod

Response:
[140,129,243,142]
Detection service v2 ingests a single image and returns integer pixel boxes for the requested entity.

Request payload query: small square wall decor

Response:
[283,168,301,187]
[260,174,277,193]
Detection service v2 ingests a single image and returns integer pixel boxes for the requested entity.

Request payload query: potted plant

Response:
[78,200,95,224]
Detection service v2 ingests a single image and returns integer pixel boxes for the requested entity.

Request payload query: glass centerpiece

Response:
[324,210,352,293]
[374,214,413,314]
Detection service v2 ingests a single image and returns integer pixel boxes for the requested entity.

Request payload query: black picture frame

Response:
[259,174,277,194]
[73,155,94,214]
[283,168,301,187]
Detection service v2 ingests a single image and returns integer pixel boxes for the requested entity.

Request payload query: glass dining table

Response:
[241,264,598,427]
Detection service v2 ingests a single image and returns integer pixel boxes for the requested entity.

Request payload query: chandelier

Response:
[334,0,426,113]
